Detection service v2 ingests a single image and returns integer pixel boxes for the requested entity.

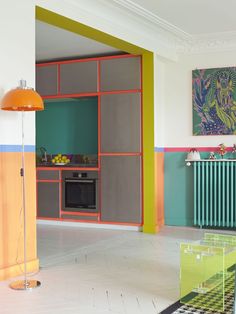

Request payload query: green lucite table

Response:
[180,233,236,312]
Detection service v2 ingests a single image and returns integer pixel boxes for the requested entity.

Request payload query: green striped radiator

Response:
[194,161,236,228]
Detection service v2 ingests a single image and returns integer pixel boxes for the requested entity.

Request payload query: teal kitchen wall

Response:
[36,97,98,155]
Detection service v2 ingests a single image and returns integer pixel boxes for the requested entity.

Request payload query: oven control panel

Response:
[62,170,98,180]
[73,172,87,178]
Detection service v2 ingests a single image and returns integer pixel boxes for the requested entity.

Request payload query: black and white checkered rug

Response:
[160,272,235,314]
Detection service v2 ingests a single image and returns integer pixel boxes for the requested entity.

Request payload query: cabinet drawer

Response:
[60,61,98,94]
[37,170,60,180]
[100,57,141,91]
[36,65,58,96]
[61,214,98,221]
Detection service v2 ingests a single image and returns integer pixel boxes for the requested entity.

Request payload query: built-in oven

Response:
[62,170,98,213]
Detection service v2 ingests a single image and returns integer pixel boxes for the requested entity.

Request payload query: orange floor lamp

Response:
[1,79,44,290]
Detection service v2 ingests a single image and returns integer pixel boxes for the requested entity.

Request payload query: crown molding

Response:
[39,0,181,60]
[38,0,236,58]
[109,0,190,40]
[108,0,236,55]
[178,31,236,54]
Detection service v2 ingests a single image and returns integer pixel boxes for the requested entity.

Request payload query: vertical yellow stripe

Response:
[142,52,157,233]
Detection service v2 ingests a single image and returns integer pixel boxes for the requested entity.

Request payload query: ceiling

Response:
[36,0,236,61]
[36,21,122,62]
[123,0,236,35]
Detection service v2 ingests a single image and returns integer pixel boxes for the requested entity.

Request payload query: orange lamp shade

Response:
[1,88,44,111]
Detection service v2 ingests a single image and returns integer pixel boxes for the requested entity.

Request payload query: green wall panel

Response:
[164,152,210,226]
[36,97,98,155]
[164,152,194,226]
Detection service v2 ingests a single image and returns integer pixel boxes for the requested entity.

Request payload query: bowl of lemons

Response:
[52,154,70,165]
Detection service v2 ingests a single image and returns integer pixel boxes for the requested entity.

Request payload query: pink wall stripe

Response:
[155,147,234,153]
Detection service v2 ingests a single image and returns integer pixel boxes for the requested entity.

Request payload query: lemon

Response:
[52,159,55,163]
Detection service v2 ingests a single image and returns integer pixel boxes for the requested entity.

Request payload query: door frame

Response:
[36,6,157,233]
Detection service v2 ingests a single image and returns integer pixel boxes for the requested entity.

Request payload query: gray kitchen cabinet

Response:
[101,156,141,223]
[37,182,60,218]
[60,61,98,94]
[101,93,141,153]
[36,65,58,96]
[100,57,141,91]
[37,170,60,180]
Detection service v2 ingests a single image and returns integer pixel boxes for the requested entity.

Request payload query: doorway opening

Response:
[35,6,156,233]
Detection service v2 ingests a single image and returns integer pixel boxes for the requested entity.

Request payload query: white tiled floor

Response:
[0,225,231,314]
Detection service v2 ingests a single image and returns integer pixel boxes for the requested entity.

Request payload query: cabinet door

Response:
[101,156,141,224]
[36,65,58,96]
[37,170,60,180]
[100,57,141,91]
[101,93,141,153]
[60,61,98,94]
[37,182,60,218]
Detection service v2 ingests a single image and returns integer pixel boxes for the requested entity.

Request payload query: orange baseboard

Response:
[0,259,39,281]
[157,218,164,228]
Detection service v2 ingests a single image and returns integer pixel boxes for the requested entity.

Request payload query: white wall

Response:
[6,0,231,150]
[154,56,166,148]
[0,0,36,145]
[0,0,177,146]
[156,50,236,148]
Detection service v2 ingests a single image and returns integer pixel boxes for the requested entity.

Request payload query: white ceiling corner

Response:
[110,0,190,40]
[107,0,236,55]
[36,0,236,61]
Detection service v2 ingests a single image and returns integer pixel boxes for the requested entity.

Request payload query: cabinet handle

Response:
[65,179,94,183]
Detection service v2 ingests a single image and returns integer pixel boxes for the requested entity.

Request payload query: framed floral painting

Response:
[193,67,236,135]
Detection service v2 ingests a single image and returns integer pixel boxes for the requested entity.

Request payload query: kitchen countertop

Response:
[37,163,98,168]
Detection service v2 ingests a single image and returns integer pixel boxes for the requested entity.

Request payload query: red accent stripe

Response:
[59,170,62,219]
[98,221,141,226]
[37,166,99,171]
[100,152,142,156]
[36,179,60,183]
[61,211,98,217]
[42,89,141,100]
[97,60,101,92]
[42,92,98,99]
[163,147,234,153]
[97,60,101,170]
[98,169,101,222]
[98,89,141,95]
[140,55,144,225]
[57,64,60,94]
[36,54,140,66]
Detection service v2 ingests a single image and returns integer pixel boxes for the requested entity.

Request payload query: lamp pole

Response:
[21,110,28,287]
[0,80,43,290]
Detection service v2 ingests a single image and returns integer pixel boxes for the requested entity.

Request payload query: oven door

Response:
[64,178,97,213]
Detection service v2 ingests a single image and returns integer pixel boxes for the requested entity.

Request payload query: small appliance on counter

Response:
[187,148,201,160]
